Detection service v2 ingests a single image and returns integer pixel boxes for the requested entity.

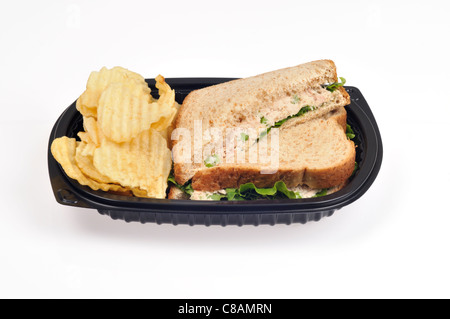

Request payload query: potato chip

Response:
[153,102,180,147]
[150,76,180,134]
[53,67,177,199]
[81,142,96,157]
[75,142,112,184]
[93,129,172,198]
[77,132,93,144]
[83,116,100,146]
[77,132,97,156]
[97,82,170,143]
[131,188,149,198]
[76,100,97,118]
[76,66,150,118]
[51,137,129,193]
[152,75,180,141]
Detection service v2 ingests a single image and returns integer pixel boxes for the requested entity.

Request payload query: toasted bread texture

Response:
[172,60,353,190]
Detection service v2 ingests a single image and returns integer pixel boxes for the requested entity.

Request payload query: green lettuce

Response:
[352,162,358,177]
[257,106,313,142]
[207,181,302,201]
[240,133,249,142]
[313,189,328,197]
[168,173,193,196]
[274,106,312,128]
[260,116,268,124]
[325,77,346,92]
[204,154,220,168]
[346,124,355,140]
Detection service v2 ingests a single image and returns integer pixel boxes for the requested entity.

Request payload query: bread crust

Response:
[192,166,304,191]
[191,142,355,191]
[338,86,351,104]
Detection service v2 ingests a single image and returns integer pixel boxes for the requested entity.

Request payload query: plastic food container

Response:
[48,78,383,226]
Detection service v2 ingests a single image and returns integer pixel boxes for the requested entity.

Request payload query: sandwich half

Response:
[170,60,355,200]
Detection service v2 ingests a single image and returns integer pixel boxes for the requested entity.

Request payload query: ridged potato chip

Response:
[151,115,179,147]
[83,116,100,146]
[96,75,179,144]
[51,137,129,193]
[93,129,172,199]
[77,132,93,144]
[75,142,112,184]
[76,66,150,118]
[150,76,179,133]
[97,83,156,143]
[53,67,177,199]
[131,188,149,198]
[80,142,96,157]
[76,101,97,119]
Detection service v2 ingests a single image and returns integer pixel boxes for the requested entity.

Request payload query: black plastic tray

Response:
[48,78,383,226]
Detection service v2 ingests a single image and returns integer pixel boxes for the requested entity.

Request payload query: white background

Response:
[1,0,449,299]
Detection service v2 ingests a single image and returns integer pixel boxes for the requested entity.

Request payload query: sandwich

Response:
[168,60,356,200]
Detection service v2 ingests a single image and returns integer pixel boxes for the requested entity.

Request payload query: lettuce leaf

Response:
[274,106,312,128]
[204,154,220,168]
[257,106,313,142]
[208,181,302,201]
[346,124,355,140]
[325,77,346,92]
[313,189,328,197]
[352,161,358,177]
[168,173,193,196]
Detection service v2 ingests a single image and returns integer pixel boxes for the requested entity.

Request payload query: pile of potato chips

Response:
[51,67,178,198]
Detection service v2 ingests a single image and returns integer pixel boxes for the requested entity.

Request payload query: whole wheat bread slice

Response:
[172,60,353,191]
